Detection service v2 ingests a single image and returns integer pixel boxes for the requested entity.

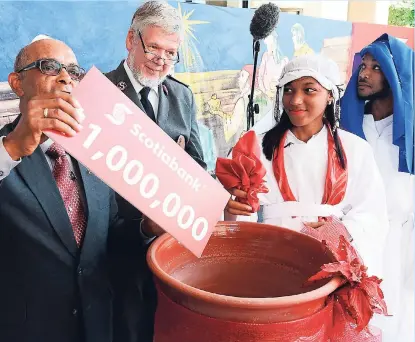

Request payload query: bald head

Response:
[14,39,76,72]
[9,38,80,102]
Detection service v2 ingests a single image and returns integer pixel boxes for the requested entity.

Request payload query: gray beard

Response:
[127,56,167,88]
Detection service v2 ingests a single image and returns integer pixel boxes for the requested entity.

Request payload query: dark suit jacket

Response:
[0,120,148,342]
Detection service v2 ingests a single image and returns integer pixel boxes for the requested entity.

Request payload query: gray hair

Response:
[14,47,30,72]
[130,0,183,40]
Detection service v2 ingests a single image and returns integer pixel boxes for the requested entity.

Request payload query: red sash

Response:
[273,124,348,207]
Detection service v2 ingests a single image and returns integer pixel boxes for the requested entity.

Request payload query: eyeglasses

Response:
[16,58,86,82]
[138,31,180,66]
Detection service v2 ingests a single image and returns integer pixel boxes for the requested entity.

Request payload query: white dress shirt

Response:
[123,61,159,118]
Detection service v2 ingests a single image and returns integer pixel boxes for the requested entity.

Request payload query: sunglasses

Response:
[16,58,86,81]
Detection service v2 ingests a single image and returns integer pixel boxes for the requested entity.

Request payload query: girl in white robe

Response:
[223,54,389,278]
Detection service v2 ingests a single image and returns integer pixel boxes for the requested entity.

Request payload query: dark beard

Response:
[357,80,390,101]
[358,88,390,101]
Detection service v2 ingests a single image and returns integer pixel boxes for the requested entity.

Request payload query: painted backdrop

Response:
[0,1,413,173]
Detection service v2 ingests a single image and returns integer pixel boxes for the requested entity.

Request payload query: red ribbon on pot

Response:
[216,131,268,212]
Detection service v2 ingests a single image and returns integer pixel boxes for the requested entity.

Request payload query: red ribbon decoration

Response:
[216,131,268,212]
[307,233,389,333]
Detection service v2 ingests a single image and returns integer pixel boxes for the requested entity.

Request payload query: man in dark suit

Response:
[0,37,148,342]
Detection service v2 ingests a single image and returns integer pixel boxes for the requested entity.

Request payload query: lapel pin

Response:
[162,84,169,96]
[117,81,127,91]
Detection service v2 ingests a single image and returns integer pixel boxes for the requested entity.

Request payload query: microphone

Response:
[246,3,280,130]
[250,3,280,41]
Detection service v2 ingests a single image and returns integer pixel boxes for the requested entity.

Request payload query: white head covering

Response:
[275,54,342,119]
[31,34,53,43]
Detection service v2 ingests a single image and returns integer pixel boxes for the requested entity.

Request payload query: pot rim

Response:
[147,224,343,309]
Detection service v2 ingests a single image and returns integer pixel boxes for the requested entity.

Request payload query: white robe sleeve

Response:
[0,136,21,181]
[341,145,389,277]
[224,210,258,222]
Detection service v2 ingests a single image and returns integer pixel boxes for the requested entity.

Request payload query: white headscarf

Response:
[274,54,342,120]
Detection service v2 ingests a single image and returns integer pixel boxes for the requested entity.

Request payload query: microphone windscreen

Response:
[250,3,280,41]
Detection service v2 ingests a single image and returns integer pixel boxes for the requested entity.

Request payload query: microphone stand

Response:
[247,40,260,130]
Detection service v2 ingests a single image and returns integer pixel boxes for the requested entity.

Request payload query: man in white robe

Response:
[341,34,414,342]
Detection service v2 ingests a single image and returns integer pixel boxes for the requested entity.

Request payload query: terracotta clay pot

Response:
[147,221,342,323]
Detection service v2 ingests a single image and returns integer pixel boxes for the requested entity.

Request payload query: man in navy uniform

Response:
[105,1,206,341]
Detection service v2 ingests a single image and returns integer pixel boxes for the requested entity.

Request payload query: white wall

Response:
[250,1,348,20]
[320,1,349,21]
[374,0,392,24]
[228,0,392,25]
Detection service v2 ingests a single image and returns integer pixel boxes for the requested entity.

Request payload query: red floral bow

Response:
[216,131,268,212]
[308,236,389,332]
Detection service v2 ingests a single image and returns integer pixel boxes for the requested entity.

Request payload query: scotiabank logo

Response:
[105,103,132,125]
